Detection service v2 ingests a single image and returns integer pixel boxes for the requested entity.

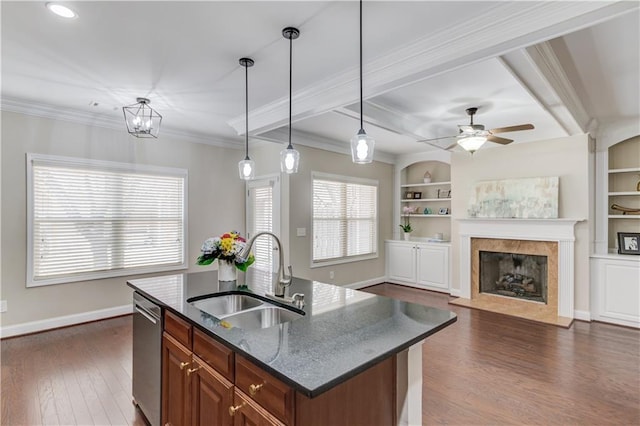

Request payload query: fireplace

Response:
[479,251,548,303]
[453,218,582,328]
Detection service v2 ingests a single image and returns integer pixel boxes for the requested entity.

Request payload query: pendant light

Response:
[123,97,162,138]
[350,0,375,164]
[280,27,301,174]
[238,57,255,180]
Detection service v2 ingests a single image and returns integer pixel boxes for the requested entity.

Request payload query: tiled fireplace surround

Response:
[452,218,581,327]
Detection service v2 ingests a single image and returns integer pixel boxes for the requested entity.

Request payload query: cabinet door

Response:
[231,390,285,426]
[386,242,416,282]
[191,356,234,426]
[416,245,449,290]
[162,333,192,426]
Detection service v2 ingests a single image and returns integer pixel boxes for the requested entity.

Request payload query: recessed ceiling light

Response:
[46,3,78,19]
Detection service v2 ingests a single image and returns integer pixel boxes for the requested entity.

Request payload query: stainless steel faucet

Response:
[238,232,292,297]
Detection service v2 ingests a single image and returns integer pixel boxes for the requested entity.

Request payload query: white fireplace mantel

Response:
[458,218,585,319]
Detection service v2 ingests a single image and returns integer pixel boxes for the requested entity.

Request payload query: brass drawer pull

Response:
[187,366,201,376]
[179,362,190,370]
[229,402,246,416]
[249,382,265,396]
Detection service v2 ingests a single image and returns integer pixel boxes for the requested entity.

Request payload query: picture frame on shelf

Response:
[413,191,422,199]
[437,189,451,198]
[405,191,413,199]
[438,207,449,215]
[618,232,640,255]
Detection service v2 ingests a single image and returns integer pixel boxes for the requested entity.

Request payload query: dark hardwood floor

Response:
[1,284,638,425]
[365,284,640,426]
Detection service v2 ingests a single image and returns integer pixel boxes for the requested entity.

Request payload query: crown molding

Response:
[228,1,636,137]
[1,96,242,150]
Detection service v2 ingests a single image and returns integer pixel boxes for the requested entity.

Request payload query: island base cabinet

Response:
[294,356,396,426]
[191,357,234,426]
[162,333,192,426]
[231,390,285,426]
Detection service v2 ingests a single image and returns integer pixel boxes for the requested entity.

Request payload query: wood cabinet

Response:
[161,310,399,425]
[386,240,450,292]
[162,333,192,426]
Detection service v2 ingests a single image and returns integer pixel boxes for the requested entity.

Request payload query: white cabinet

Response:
[590,255,640,328]
[386,240,450,293]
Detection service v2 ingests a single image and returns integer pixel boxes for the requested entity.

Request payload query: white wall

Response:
[450,134,592,312]
[252,143,393,286]
[0,111,245,331]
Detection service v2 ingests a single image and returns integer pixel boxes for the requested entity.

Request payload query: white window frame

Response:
[311,171,378,268]
[26,153,188,287]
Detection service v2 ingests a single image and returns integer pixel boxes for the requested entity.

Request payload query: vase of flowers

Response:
[197,231,255,283]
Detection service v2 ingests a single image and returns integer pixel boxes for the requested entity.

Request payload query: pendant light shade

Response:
[351,0,375,164]
[123,97,162,138]
[238,57,255,180]
[281,27,301,174]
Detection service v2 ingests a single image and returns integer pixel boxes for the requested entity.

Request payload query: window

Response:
[312,172,378,265]
[27,154,187,286]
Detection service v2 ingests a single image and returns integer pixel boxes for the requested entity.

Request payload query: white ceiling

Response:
[2,1,639,161]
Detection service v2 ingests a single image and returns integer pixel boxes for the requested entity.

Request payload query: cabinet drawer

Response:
[193,327,234,382]
[235,356,295,425]
[164,310,192,349]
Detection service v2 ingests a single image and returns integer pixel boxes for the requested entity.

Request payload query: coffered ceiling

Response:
[2,1,638,162]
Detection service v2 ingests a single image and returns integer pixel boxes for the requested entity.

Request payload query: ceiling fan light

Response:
[351,129,375,164]
[457,136,487,153]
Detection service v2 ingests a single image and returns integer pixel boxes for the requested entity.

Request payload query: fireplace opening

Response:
[479,251,548,303]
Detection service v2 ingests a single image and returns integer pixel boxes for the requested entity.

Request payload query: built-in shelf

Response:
[608,215,640,219]
[402,198,452,202]
[400,181,451,188]
[609,167,640,174]
[408,214,451,218]
[609,192,640,196]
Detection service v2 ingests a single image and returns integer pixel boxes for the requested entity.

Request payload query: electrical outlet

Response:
[0,300,7,313]
[296,227,306,237]
[329,271,335,279]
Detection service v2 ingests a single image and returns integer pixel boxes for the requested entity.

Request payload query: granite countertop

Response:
[128,269,457,398]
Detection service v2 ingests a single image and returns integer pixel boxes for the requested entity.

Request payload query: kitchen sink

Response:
[189,294,264,317]
[188,292,304,330]
[222,306,303,330]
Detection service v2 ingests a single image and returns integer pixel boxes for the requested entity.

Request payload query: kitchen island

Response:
[128,269,456,425]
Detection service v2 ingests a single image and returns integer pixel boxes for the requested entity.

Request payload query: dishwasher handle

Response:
[135,303,160,324]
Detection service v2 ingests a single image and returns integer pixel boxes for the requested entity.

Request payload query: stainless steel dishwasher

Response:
[132,291,162,426]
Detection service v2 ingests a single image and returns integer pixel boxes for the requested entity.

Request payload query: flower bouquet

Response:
[196,231,255,272]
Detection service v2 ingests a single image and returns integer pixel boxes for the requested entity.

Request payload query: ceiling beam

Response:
[334,101,428,140]
[228,1,638,137]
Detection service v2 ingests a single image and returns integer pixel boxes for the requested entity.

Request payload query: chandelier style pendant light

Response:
[351,0,375,164]
[280,27,301,174]
[238,57,256,180]
[123,97,162,138]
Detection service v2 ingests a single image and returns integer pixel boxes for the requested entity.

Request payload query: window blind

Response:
[312,173,377,264]
[250,184,274,272]
[27,154,187,286]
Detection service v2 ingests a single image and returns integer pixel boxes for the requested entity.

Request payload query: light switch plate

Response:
[0,300,7,313]
[296,227,306,237]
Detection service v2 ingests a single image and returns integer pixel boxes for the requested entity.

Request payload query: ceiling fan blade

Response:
[489,124,534,134]
[416,135,457,143]
[487,135,513,145]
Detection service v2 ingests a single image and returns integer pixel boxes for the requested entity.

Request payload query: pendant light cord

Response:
[245,62,249,159]
[359,0,363,131]
[288,33,293,149]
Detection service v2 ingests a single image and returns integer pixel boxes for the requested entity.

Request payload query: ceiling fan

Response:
[418,107,534,153]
